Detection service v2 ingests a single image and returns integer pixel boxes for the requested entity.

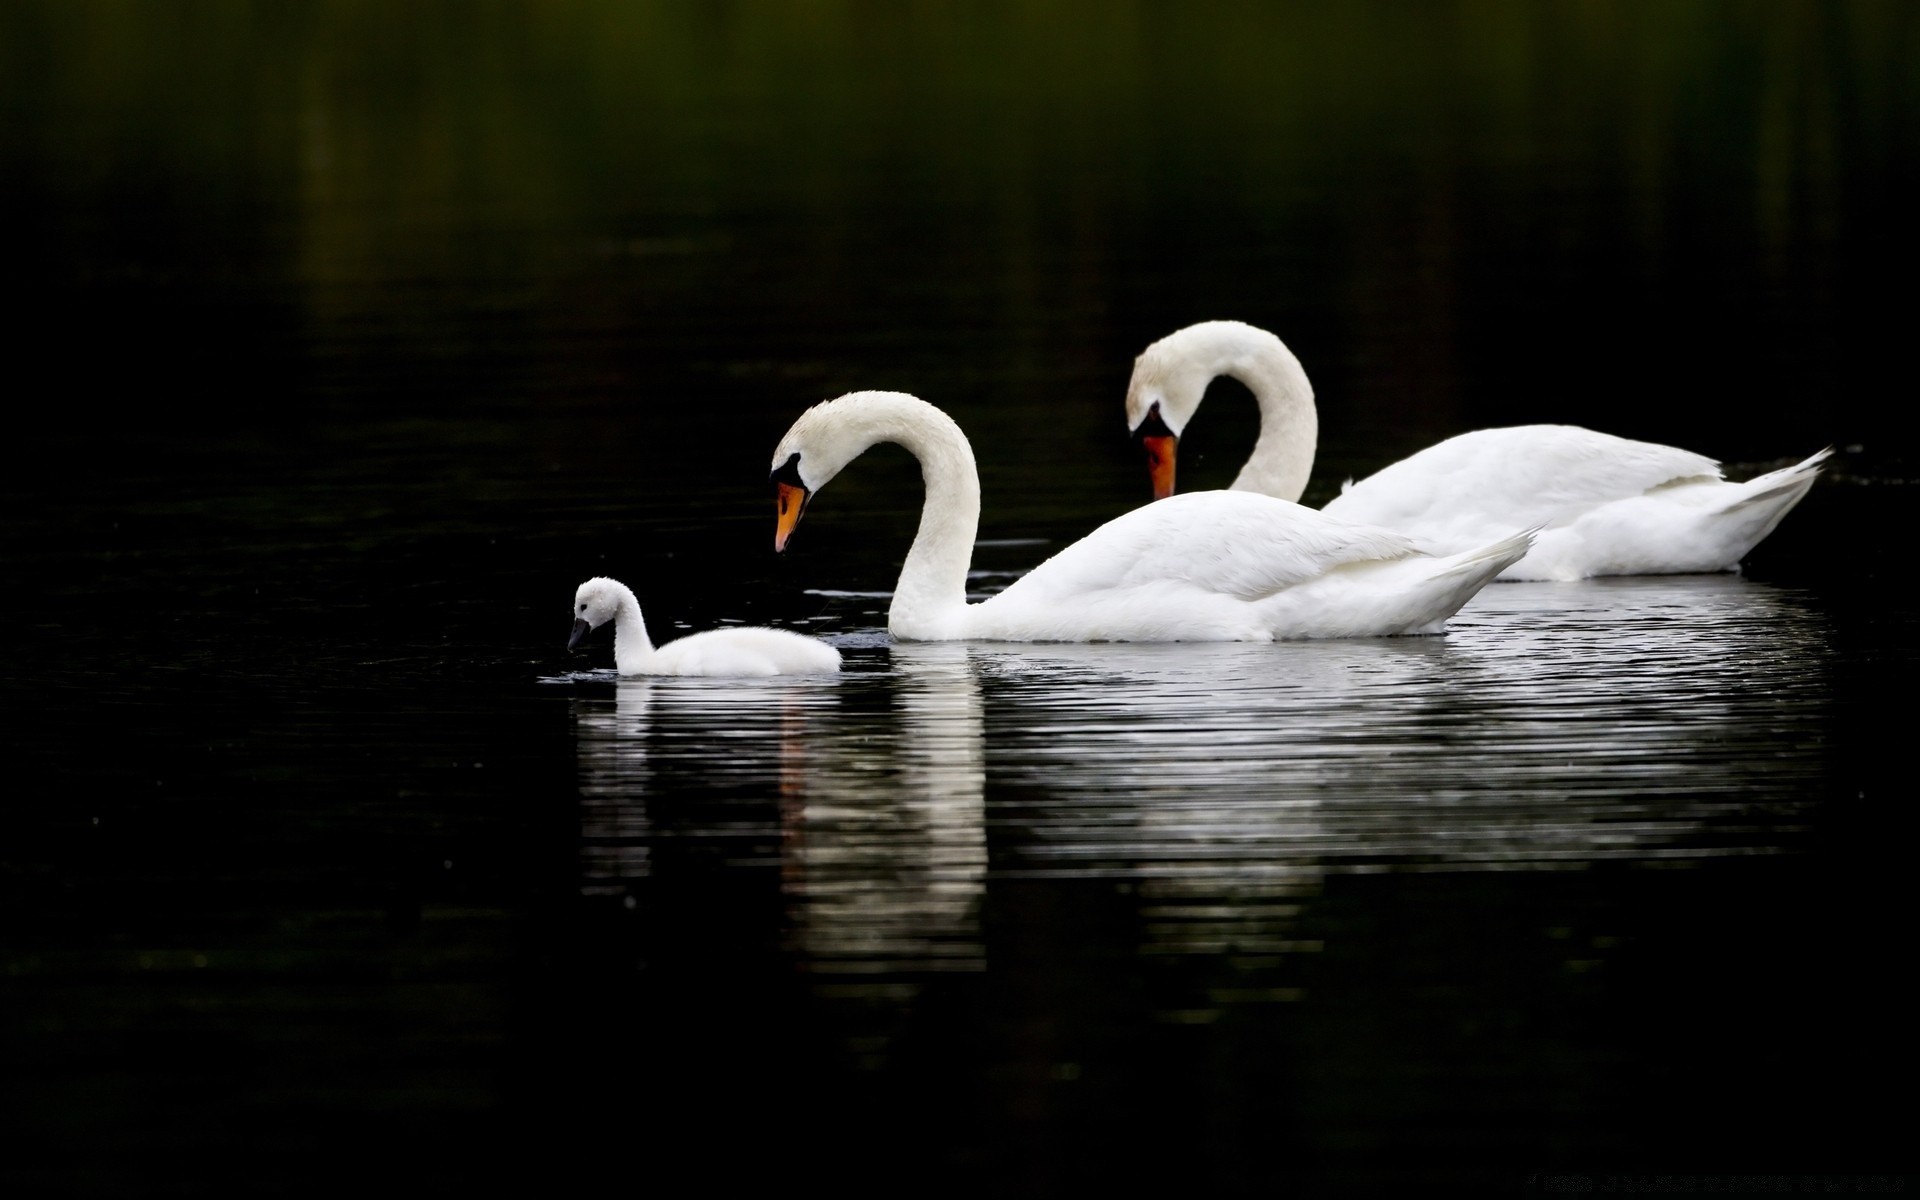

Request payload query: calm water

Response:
[5,2,1917,1196]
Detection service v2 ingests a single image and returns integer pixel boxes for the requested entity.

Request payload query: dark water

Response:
[4,2,1917,1196]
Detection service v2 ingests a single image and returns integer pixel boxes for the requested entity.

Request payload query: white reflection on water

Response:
[965,573,1830,970]
[976,574,1830,875]
[574,680,655,895]
[569,646,987,980]
[778,643,986,978]
[572,573,1830,981]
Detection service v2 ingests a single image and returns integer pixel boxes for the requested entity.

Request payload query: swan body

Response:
[1124,320,1831,582]
[570,576,841,676]
[769,391,1534,642]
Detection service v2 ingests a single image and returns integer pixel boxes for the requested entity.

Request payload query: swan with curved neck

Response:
[1125,320,1831,581]
[770,390,1535,642]
[569,576,841,676]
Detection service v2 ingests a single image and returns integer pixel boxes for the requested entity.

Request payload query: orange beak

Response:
[775,480,810,552]
[1142,434,1177,500]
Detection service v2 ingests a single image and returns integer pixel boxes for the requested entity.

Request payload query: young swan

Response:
[1125,320,1832,581]
[569,577,841,677]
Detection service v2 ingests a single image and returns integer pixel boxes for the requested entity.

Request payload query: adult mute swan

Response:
[569,576,841,676]
[769,391,1535,642]
[1125,320,1832,582]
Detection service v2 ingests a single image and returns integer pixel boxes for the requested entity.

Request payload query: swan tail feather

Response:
[1717,446,1832,515]
[1430,525,1541,585]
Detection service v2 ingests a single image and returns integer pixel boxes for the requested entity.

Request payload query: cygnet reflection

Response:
[573,680,655,896]
[572,675,848,895]
[569,646,988,980]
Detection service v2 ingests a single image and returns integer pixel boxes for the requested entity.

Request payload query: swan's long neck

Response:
[832,395,982,640]
[608,583,658,673]
[1222,341,1318,503]
[892,409,982,639]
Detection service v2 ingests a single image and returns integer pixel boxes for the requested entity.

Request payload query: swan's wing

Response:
[997,490,1422,605]
[1323,425,1723,532]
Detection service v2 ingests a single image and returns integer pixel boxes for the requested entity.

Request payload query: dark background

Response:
[8,1,1912,487]
[2,2,1915,1196]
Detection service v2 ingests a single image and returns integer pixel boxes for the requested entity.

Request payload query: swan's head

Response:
[570,576,625,650]
[769,391,928,552]
[1125,320,1288,500]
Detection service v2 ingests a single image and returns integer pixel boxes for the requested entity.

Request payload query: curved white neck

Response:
[833,395,982,639]
[1220,343,1318,503]
[608,584,657,673]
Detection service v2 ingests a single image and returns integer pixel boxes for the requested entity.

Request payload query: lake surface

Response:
[4,2,1916,1196]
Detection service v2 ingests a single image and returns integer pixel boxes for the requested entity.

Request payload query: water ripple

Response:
[563,573,1832,980]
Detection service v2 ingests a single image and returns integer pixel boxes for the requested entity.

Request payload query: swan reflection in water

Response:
[570,642,987,982]
[975,573,1829,870]
[965,572,1830,969]
[574,573,1830,996]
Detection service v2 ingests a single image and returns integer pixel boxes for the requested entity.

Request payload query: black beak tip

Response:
[568,618,590,651]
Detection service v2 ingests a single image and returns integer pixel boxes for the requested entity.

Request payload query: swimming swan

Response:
[769,390,1536,642]
[569,576,842,676]
[1125,320,1831,582]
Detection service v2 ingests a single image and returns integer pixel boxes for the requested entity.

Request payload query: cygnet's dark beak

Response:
[568,618,591,651]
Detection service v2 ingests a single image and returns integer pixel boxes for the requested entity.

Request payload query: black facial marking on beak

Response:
[1134,402,1175,440]
[771,452,806,490]
[569,618,591,651]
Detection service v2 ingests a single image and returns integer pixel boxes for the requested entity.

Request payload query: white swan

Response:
[769,391,1535,642]
[569,576,841,676]
[1125,320,1832,582]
